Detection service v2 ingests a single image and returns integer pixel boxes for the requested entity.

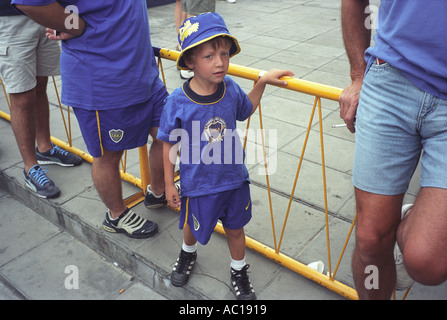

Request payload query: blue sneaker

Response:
[23,164,60,198]
[36,143,82,167]
[144,183,180,209]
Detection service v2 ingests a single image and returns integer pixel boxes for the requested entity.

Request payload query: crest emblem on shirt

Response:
[203,117,227,143]
[109,129,124,143]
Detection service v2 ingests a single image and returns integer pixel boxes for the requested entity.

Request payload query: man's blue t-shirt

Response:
[12,0,164,110]
[157,77,252,198]
[366,0,447,99]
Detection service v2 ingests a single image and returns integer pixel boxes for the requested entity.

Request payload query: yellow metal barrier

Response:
[0,50,358,300]
[1,48,385,300]
[157,48,359,299]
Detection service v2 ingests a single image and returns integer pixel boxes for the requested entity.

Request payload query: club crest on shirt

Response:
[203,117,227,143]
[109,129,124,143]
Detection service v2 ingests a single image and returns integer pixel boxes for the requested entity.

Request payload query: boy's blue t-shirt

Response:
[157,76,252,198]
[366,0,447,99]
[12,0,164,110]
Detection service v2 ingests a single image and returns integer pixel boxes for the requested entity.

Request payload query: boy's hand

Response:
[259,69,295,86]
[166,184,180,208]
[248,68,295,116]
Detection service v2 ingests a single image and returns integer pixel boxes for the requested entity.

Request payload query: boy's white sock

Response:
[230,256,246,271]
[182,241,197,253]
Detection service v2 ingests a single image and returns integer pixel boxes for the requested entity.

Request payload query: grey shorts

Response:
[181,0,215,15]
[0,15,60,94]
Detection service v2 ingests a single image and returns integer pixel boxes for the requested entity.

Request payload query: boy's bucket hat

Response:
[177,12,241,70]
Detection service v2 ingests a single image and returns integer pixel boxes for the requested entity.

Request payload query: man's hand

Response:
[339,78,363,133]
[46,28,77,41]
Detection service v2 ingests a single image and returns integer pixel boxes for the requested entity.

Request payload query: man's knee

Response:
[403,241,447,286]
[35,76,49,94]
[355,227,396,264]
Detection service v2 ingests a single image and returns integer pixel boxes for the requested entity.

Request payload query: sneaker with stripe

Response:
[102,208,158,239]
[36,143,82,167]
[23,164,60,198]
[171,249,197,287]
[230,264,257,300]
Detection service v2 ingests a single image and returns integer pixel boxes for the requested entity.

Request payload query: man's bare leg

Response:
[352,189,403,299]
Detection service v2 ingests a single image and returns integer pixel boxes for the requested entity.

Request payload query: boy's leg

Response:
[183,222,198,247]
[222,183,256,300]
[226,227,256,300]
[171,223,198,287]
[224,227,245,261]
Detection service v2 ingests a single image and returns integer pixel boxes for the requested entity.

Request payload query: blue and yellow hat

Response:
[177,12,241,70]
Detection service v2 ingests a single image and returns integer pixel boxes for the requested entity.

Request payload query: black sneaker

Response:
[23,164,60,198]
[102,208,158,239]
[171,249,197,287]
[36,143,82,166]
[144,184,180,209]
[230,264,257,300]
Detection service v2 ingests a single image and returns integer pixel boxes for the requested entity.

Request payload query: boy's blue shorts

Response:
[73,86,168,158]
[180,182,252,245]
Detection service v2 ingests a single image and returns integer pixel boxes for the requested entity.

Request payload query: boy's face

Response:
[185,39,232,91]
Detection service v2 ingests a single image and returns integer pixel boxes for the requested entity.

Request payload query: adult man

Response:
[13,0,168,239]
[340,0,447,299]
[0,0,82,199]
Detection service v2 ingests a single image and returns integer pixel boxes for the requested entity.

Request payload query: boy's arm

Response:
[247,69,294,115]
[163,141,180,208]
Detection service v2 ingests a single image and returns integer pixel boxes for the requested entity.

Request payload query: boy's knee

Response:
[225,227,244,238]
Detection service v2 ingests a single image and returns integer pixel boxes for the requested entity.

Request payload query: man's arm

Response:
[339,0,371,133]
[16,2,85,38]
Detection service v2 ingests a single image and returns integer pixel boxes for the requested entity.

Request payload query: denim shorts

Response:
[353,62,447,195]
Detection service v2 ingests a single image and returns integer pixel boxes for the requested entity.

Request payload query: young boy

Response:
[157,12,294,300]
